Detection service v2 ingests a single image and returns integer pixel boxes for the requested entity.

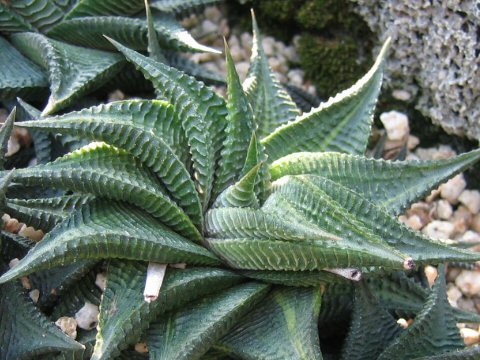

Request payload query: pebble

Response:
[18,224,44,242]
[379,110,409,141]
[201,20,217,34]
[55,317,78,339]
[459,190,480,214]
[396,318,409,329]
[460,327,480,345]
[422,220,455,240]
[29,289,39,303]
[459,230,480,244]
[6,137,20,157]
[407,135,420,150]
[424,266,438,287]
[446,285,463,307]
[135,343,149,353]
[95,272,107,291]
[404,214,424,230]
[261,37,275,56]
[392,89,412,101]
[439,174,466,204]
[471,213,480,233]
[455,270,480,296]
[75,302,99,330]
[2,214,21,233]
[435,200,453,220]
[451,206,473,234]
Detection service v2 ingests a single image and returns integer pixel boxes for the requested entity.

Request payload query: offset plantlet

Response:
[0,11,479,360]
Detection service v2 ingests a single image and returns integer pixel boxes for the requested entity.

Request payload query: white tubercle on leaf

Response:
[144,262,167,303]
[324,268,362,281]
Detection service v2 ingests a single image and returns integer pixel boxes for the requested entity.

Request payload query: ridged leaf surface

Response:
[65,0,144,18]
[2,0,64,32]
[19,100,203,229]
[0,37,47,99]
[151,0,220,14]
[218,286,323,360]
[269,150,480,215]
[11,32,124,115]
[0,272,83,359]
[148,282,270,360]
[109,39,227,208]
[212,42,256,197]
[340,282,402,360]
[261,40,389,161]
[378,266,465,360]
[0,200,219,284]
[48,14,218,53]
[243,12,299,137]
[93,260,244,360]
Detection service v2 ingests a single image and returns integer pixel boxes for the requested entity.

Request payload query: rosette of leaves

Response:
[1,12,480,360]
[0,0,223,115]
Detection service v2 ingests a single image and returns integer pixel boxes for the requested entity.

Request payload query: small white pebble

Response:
[439,174,466,204]
[135,342,149,353]
[460,327,480,346]
[204,6,221,22]
[379,110,409,141]
[424,266,438,287]
[455,270,480,296]
[471,213,480,233]
[29,289,40,303]
[18,224,44,242]
[75,302,99,330]
[423,220,455,240]
[55,317,78,339]
[447,285,462,307]
[405,214,424,230]
[201,20,217,34]
[459,230,480,243]
[95,272,107,291]
[392,89,412,101]
[6,136,20,157]
[397,318,409,329]
[261,37,275,56]
[436,200,453,220]
[169,263,187,269]
[8,258,19,269]
[459,190,480,214]
[407,135,420,150]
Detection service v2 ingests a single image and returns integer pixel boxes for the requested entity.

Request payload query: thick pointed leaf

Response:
[1,231,35,262]
[6,195,94,231]
[65,0,144,18]
[378,266,465,360]
[265,176,413,266]
[212,165,261,208]
[206,207,338,241]
[6,143,201,240]
[218,286,323,360]
[109,39,227,208]
[367,271,480,324]
[10,33,124,115]
[206,236,406,271]
[0,200,219,284]
[30,260,97,309]
[1,0,64,32]
[0,37,47,100]
[0,5,35,33]
[16,98,53,165]
[213,41,256,197]
[240,132,270,201]
[145,0,165,62]
[151,0,220,14]
[93,261,243,360]
[0,108,16,169]
[241,269,348,287]
[19,100,203,229]
[262,40,389,161]
[291,175,480,264]
[0,274,83,359]
[51,270,101,319]
[340,282,402,360]
[148,282,270,360]
[48,14,219,53]
[243,11,299,137]
[269,149,480,215]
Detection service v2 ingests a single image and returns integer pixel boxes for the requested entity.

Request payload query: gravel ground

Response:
[0,4,478,347]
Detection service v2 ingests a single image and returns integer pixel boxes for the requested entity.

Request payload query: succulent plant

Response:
[0,0,223,116]
[0,10,480,360]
